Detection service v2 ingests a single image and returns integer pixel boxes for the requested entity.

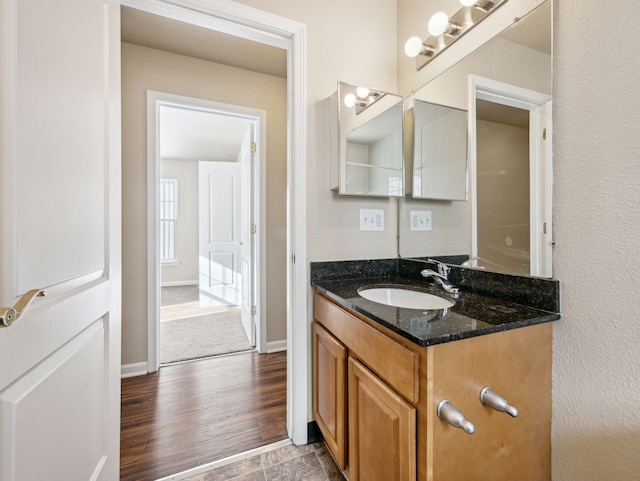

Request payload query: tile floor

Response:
[181,442,345,481]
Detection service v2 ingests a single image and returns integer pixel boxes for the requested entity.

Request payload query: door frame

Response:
[148,93,264,365]
[468,75,552,277]
[124,0,308,445]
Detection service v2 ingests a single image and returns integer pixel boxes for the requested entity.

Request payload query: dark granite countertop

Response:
[313,273,560,347]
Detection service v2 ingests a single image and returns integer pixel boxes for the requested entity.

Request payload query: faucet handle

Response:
[439,264,450,277]
[427,258,450,278]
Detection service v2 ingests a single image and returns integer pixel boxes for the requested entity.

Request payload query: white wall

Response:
[121,42,288,365]
[553,1,640,479]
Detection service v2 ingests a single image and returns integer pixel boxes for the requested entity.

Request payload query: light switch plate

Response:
[410,210,432,231]
[360,209,384,231]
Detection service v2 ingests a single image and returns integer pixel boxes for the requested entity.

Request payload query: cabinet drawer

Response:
[314,293,419,403]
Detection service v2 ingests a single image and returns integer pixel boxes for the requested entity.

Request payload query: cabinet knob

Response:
[437,400,475,434]
[480,386,518,417]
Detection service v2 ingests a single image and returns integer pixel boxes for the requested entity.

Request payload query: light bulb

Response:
[404,36,424,58]
[356,87,370,99]
[460,0,476,6]
[344,93,356,108]
[428,12,450,36]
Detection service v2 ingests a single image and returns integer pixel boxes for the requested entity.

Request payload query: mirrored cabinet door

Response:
[413,100,467,201]
[331,81,404,197]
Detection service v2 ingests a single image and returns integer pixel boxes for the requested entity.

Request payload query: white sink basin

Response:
[358,287,454,310]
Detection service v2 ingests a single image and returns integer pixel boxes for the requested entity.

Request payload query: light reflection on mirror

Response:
[334,81,405,197]
[400,0,552,277]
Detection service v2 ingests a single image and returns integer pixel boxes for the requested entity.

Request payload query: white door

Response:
[239,127,256,346]
[530,100,553,278]
[198,162,242,307]
[0,0,121,480]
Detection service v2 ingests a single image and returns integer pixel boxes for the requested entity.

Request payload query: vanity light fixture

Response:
[343,85,386,115]
[405,0,507,71]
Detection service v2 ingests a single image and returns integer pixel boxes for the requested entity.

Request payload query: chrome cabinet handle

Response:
[437,399,475,434]
[0,289,47,328]
[480,386,519,417]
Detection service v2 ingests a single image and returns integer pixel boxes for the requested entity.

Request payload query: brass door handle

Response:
[0,289,46,328]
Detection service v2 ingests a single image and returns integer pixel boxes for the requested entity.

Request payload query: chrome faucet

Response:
[421,259,460,295]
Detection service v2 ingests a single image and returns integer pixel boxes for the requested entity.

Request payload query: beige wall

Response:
[476,120,530,274]
[552,1,640,479]
[121,42,287,364]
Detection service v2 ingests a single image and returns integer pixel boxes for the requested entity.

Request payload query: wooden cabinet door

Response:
[312,322,347,470]
[429,323,552,481]
[348,358,416,481]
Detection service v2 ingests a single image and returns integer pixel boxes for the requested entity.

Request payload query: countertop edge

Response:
[313,282,560,347]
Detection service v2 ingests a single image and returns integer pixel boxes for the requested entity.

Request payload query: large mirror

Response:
[400,0,552,277]
[331,81,404,197]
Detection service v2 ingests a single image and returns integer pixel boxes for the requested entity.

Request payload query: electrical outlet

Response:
[410,210,432,231]
[360,209,384,231]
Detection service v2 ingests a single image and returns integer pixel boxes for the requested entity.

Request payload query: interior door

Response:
[0,0,121,480]
[530,100,553,278]
[198,162,243,307]
[239,127,256,346]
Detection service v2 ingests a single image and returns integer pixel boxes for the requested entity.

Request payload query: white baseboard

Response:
[122,341,286,378]
[160,280,198,287]
[266,340,287,353]
[121,362,148,378]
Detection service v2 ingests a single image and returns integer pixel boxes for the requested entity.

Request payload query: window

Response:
[159,178,177,262]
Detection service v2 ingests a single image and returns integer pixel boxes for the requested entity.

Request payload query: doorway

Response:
[120,15,290,479]
[120,0,308,447]
[469,75,552,277]
[152,99,262,364]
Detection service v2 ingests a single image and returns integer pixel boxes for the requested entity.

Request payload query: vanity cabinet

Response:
[313,291,552,481]
[313,293,418,481]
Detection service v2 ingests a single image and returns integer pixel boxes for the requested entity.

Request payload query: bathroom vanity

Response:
[311,259,559,481]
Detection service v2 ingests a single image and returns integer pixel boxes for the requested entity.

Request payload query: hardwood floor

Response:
[120,351,287,481]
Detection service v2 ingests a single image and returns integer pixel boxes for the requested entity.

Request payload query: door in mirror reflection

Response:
[476,100,530,274]
[470,76,552,277]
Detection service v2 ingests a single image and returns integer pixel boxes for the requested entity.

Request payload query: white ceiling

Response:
[121,6,286,162]
[159,106,252,162]
[500,1,552,55]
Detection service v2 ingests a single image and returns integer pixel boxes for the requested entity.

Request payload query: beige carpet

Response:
[160,303,253,364]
